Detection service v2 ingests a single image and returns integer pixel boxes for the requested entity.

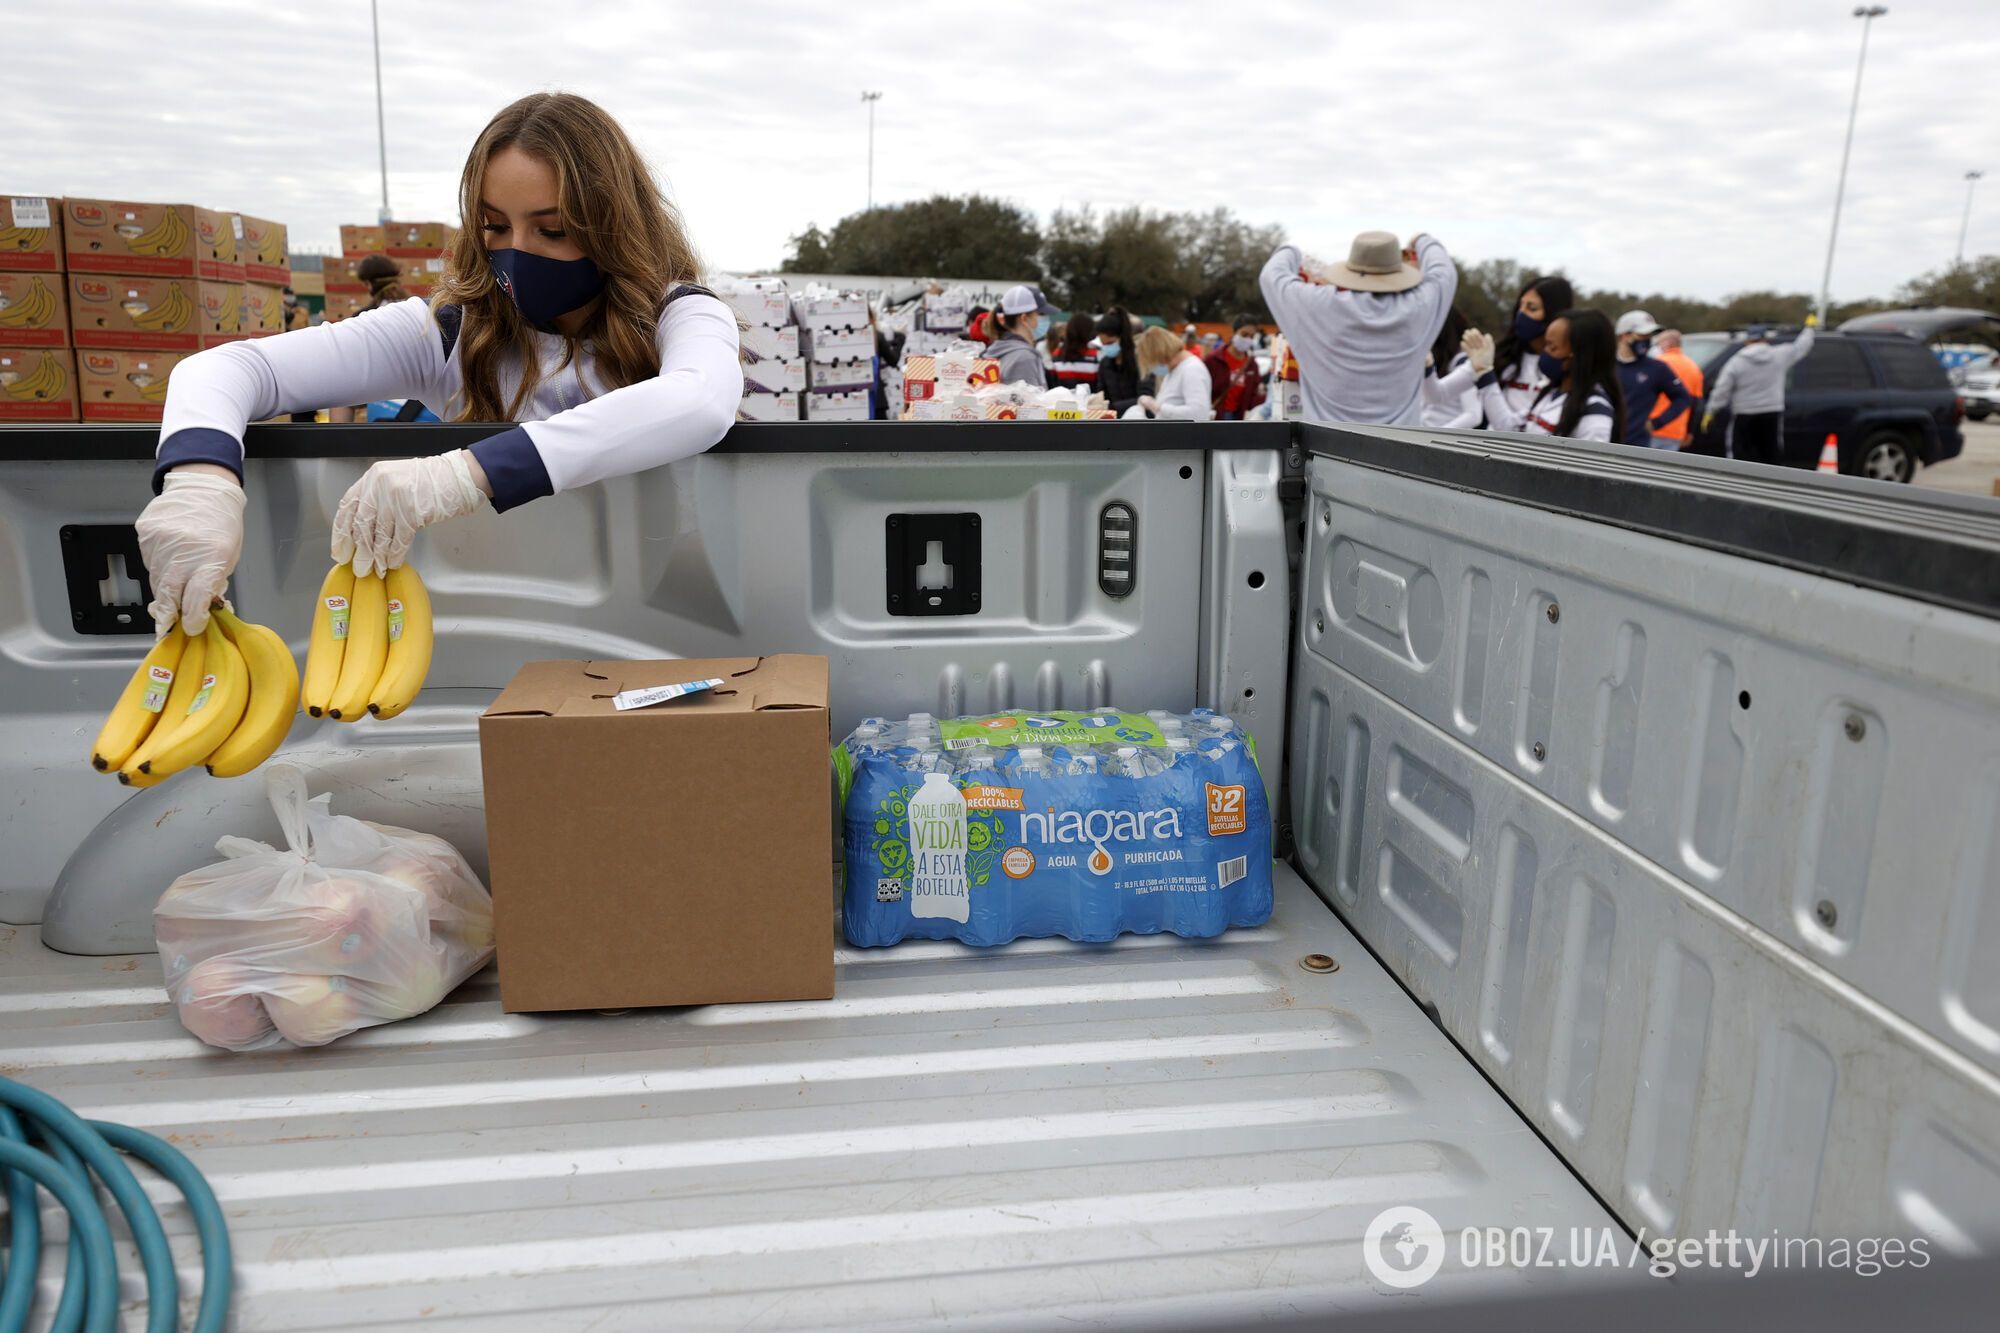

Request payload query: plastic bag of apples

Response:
[153,764,495,1050]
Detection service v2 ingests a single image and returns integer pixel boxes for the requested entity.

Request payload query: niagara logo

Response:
[1019,805,1184,876]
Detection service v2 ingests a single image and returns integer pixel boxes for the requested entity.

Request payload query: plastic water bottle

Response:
[908,771,970,922]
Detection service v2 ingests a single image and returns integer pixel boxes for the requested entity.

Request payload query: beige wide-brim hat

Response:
[1322,230,1421,293]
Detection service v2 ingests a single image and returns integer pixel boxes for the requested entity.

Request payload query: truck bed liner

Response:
[1,866,1624,1329]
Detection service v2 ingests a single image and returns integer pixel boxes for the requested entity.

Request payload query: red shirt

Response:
[1206,346,1266,415]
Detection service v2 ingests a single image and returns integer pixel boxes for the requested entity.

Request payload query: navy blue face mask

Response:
[1537,350,1567,382]
[1512,310,1547,342]
[487,247,605,326]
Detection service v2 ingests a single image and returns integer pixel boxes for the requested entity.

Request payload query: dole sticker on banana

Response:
[142,664,175,712]
[328,594,350,639]
[387,598,405,642]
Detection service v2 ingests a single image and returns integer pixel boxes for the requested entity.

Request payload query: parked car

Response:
[1691,330,1966,482]
[1960,356,2000,421]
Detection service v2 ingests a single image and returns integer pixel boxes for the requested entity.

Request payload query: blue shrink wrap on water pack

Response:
[837,710,1273,947]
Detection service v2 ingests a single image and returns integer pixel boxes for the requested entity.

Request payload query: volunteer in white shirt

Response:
[1420,307,1481,429]
[1128,325,1216,421]
[1464,307,1625,443]
[133,92,744,636]
[1435,274,1575,425]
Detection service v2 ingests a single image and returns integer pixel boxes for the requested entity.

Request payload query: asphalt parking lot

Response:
[1916,418,2000,500]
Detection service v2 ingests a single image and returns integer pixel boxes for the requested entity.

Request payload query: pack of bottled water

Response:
[836,709,1273,947]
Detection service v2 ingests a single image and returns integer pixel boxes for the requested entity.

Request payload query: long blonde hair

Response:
[432,93,701,421]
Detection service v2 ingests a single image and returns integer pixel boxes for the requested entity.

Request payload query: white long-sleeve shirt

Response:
[1421,351,1481,428]
[1435,352,1546,425]
[1257,235,1457,426]
[1477,373,1615,442]
[1150,353,1216,421]
[154,287,743,511]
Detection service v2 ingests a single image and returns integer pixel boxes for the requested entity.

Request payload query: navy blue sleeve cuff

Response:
[153,428,244,493]
[1474,370,1498,389]
[468,426,553,513]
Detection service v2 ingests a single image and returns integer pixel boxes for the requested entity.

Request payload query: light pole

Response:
[861,91,883,211]
[371,0,391,223]
[1816,5,1887,326]
[1957,170,1983,266]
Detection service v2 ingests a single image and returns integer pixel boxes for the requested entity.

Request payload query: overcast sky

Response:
[9,1,1997,302]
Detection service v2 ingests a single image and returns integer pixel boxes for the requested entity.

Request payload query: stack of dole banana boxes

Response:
[0,194,290,423]
[324,222,456,320]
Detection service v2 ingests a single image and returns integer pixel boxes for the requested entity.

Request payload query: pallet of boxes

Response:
[794,286,874,422]
[896,287,1114,421]
[326,221,455,319]
[0,196,75,420]
[717,276,801,422]
[7,196,290,423]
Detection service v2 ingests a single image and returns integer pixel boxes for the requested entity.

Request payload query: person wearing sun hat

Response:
[1258,229,1457,425]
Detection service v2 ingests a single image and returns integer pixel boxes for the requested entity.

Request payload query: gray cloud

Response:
[6,0,1997,301]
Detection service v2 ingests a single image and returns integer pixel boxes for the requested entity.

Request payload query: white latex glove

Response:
[331,451,488,578]
[135,469,246,637]
[1462,329,1496,376]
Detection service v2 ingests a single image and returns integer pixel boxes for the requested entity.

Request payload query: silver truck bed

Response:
[2,866,1622,1330]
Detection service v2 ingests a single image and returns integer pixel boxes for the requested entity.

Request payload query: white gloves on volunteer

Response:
[135,469,246,637]
[1462,329,1497,376]
[331,450,488,578]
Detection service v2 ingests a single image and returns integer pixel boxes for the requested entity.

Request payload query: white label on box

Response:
[426,257,445,272]
[230,213,245,240]
[10,197,51,228]
[612,677,725,711]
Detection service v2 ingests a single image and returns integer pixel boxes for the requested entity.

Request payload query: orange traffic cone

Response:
[1816,433,1840,474]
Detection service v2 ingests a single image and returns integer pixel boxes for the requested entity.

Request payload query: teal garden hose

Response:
[0,1077,231,1333]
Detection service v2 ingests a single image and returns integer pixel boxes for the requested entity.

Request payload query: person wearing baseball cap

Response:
[1613,310,1692,449]
[987,284,1059,388]
[1258,229,1458,426]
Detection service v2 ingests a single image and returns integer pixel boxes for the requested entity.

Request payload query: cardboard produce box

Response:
[321,253,364,293]
[67,274,217,350]
[0,272,69,346]
[191,208,244,282]
[384,220,450,255]
[339,223,387,255]
[238,215,288,285]
[715,276,791,329]
[478,655,835,1013]
[75,347,185,421]
[805,387,871,421]
[239,282,285,336]
[0,347,78,420]
[799,324,873,361]
[736,390,799,422]
[741,355,804,394]
[64,199,199,277]
[806,356,873,392]
[323,291,371,319]
[1,196,63,273]
[739,323,799,360]
[196,280,243,346]
[792,291,868,331]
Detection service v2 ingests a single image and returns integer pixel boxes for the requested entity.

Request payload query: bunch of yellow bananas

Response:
[0,225,49,253]
[90,610,301,786]
[130,282,193,331]
[303,563,434,721]
[127,208,189,257]
[0,352,66,402]
[0,276,58,328]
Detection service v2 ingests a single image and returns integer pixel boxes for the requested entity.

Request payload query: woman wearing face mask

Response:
[1464,307,1624,443]
[1124,325,1216,421]
[1435,275,1574,427]
[132,92,743,635]
[1203,318,1268,420]
[984,285,1059,388]
[1094,306,1144,415]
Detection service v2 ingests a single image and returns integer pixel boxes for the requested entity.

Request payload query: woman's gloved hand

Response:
[1462,329,1496,376]
[135,468,246,637]
[331,451,488,578]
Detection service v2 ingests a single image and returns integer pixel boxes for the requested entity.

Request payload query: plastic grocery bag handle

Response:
[242,763,331,863]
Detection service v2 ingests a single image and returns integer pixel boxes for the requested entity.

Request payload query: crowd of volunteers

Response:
[134,91,1823,638]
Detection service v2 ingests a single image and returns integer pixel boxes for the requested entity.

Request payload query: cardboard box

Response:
[715,276,790,328]
[195,280,242,346]
[323,291,372,320]
[738,323,799,360]
[340,224,387,255]
[384,220,449,255]
[799,324,873,361]
[741,355,805,394]
[238,215,288,285]
[921,290,968,332]
[64,199,199,277]
[321,254,365,293]
[75,348,185,421]
[901,353,1001,403]
[736,390,799,422]
[805,387,871,421]
[0,347,78,420]
[807,356,873,391]
[1,196,63,272]
[478,655,835,1013]
[0,272,69,346]
[191,208,244,282]
[792,291,868,331]
[67,274,224,350]
[240,282,285,336]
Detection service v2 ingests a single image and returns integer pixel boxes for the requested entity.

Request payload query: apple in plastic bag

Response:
[176,957,278,1051]
[263,973,369,1047]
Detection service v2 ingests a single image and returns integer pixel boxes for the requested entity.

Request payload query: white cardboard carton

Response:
[807,357,874,391]
[800,325,874,361]
[737,390,800,422]
[742,356,806,394]
[739,324,800,360]
[805,388,871,421]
